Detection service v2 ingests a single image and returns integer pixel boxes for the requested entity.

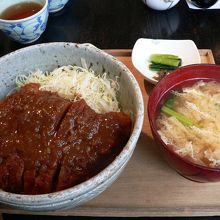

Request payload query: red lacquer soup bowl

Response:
[148,64,220,182]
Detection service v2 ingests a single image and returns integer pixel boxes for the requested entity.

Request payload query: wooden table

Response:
[0,49,218,218]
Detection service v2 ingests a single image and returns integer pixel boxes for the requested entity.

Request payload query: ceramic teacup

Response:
[0,0,49,44]
[48,0,69,13]
[142,0,180,10]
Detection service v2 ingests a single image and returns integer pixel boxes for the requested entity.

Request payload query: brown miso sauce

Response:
[0,2,43,20]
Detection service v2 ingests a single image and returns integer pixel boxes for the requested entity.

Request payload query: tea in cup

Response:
[0,0,49,44]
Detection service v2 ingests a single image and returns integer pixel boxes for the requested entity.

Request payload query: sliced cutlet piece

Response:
[56,152,86,191]
[97,111,132,156]
[0,154,24,193]
[0,83,71,194]
[31,163,58,194]
[31,148,62,194]
[56,100,132,191]
[16,84,71,194]
[54,100,86,191]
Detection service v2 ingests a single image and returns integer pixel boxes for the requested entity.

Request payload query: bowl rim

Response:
[148,63,220,173]
[0,42,144,204]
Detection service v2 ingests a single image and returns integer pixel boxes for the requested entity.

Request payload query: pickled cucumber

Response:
[149,54,182,71]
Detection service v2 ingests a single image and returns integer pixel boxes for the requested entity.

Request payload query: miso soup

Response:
[157,80,220,168]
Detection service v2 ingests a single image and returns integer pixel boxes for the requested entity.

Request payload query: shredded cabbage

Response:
[16,59,120,114]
